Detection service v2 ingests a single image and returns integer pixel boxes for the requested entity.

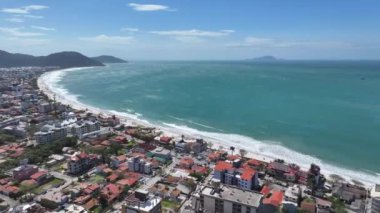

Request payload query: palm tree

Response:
[230,146,235,155]
[239,149,247,158]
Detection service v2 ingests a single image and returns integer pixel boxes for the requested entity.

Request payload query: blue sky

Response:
[0,0,379,60]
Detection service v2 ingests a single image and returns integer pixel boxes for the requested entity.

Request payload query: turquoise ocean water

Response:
[45,61,380,183]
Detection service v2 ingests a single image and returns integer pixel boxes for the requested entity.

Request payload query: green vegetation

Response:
[22,137,77,165]
[32,178,64,195]
[328,196,347,213]
[89,174,105,184]
[190,172,204,181]
[162,199,180,210]
[0,130,17,144]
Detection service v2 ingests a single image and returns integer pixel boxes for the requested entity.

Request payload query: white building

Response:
[127,156,152,175]
[192,185,262,213]
[123,189,162,213]
[34,123,67,144]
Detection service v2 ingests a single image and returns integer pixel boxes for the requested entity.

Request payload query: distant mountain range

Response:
[91,55,127,63]
[0,50,108,68]
[246,56,281,61]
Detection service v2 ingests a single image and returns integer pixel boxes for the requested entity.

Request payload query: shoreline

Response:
[37,67,379,187]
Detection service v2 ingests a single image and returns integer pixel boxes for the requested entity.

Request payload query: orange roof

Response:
[214,161,233,172]
[263,191,284,207]
[240,168,256,181]
[30,171,47,180]
[180,157,194,165]
[83,184,100,194]
[117,177,138,187]
[227,155,240,161]
[260,185,271,196]
[107,173,119,182]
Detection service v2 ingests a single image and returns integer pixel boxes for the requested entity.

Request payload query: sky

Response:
[0,0,379,60]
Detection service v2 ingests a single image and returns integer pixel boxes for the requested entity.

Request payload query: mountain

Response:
[91,55,127,63]
[0,50,104,68]
[246,56,280,61]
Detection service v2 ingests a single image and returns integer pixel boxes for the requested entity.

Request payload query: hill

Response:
[0,50,104,68]
[91,55,127,63]
[246,56,280,61]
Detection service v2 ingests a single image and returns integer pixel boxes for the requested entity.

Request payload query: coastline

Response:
[37,67,379,187]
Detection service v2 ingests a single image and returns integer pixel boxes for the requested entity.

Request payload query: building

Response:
[13,165,38,182]
[34,123,67,144]
[150,147,171,161]
[175,138,207,154]
[193,185,262,213]
[368,185,380,213]
[123,189,162,213]
[100,183,123,205]
[128,156,152,175]
[68,152,97,175]
[213,161,259,190]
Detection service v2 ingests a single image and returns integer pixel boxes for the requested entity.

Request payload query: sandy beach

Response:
[37,68,378,187]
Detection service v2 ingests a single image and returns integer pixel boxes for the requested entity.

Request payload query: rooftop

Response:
[202,185,262,208]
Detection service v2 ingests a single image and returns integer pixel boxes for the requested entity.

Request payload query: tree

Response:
[239,149,247,158]
[230,146,235,155]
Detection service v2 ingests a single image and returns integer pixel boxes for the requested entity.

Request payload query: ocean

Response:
[41,61,380,184]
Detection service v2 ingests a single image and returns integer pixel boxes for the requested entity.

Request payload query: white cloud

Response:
[0,27,44,37]
[5,37,50,46]
[1,5,49,14]
[128,3,174,11]
[31,26,56,31]
[79,34,134,44]
[6,17,24,23]
[121,27,139,32]
[22,14,44,19]
[150,29,234,43]
[151,29,234,37]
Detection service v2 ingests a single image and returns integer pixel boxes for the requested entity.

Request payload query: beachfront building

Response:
[192,185,262,213]
[34,123,67,144]
[174,137,207,154]
[123,189,162,213]
[213,161,259,190]
[67,120,101,139]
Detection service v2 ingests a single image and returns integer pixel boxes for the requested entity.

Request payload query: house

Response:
[117,177,139,189]
[83,184,100,195]
[0,185,21,198]
[13,165,38,181]
[100,183,123,204]
[83,198,99,211]
[300,198,316,213]
[30,170,48,183]
[64,204,88,213]
[106,173,119,182]
[40,191,69,209]
[179,157,194,169]
[123,189,162,213]
[260,191,284,213]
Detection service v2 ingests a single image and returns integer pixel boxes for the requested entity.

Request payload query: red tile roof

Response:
[117,177,138,187]
[263,191,284,207]
[214,161,233,172]
[101,183,122,203]
[30,171,47,180]
[261,185,271,196]
[107,173,119,182]
[240,168,256,181]
[83,184,100,195]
